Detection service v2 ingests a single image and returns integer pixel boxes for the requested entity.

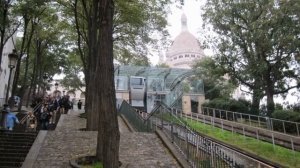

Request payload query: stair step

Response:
[0,161,22,167]
[0,142,34,147]
[0,156,26,162]
[0,153,27,157]
[0,148,31,153]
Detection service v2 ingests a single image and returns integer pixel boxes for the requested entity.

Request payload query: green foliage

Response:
[286,103,300,113]
[193,57,237,100]
[114,0,171,65]
[156,63,170,68]
[271,109,300,133]
[59,73,84,92]
[202,0,300,114]
[272,109,300,122]
[203,98,252,114]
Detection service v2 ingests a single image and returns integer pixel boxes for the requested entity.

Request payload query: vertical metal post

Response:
[272,133,275,149]
[171,123,174,143]
[221,120,223,131]
[291,138,295,155]
[296,123,299,136]
[186,127,189,162]
[161,107,163,129]
[210,142,214,167]
[283,122,286,134]
[243,126,245,138]
[196,135,199,156]
[240,113,242,123]
[271,119,274,131]
[226,111,228,121]
[249,115,251,126]
[258,116,261,128]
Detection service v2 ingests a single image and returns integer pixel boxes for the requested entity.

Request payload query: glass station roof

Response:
[114,65,194,89]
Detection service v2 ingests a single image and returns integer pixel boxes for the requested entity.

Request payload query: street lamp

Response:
[5,49,18,103]
[55,82,58,97]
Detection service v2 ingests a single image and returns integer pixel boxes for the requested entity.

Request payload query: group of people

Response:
[30,95,73,130]
[1,94,84,131]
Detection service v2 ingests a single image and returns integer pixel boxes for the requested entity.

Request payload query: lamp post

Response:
[42,73,48,96]
[5,50,18,103]
[55,82,58,97]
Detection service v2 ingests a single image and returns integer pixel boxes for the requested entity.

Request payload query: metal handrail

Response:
[20,102,42,125]
[202,106,300,136]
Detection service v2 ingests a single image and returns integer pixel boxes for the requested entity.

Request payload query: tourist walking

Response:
[5,108,19,131]
[77,100,82,110]
[40,106,51,130]
[25,111,37,132]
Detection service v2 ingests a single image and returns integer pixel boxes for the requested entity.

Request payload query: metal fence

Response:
[119,101,275,168]
[202,107,300,137]
[119,101,153,132]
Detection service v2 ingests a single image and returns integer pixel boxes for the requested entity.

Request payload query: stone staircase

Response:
[0,131,38,168]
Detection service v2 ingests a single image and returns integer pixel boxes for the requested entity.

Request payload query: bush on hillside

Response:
[271,109,300,134]
[202,98,251,114]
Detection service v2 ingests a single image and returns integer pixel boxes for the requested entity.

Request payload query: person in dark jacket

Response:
[77,100,82,110]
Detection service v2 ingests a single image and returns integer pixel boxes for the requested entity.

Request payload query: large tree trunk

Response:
[266,80,275,116]
[88,0,120,167]
[251,78,263,115]
[251,88,261,115]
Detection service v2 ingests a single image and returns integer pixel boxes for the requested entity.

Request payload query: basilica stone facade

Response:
[165,13,205,69]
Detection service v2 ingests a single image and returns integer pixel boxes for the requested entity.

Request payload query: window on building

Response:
[191,54,195,58]
[179,55,183,58]
[185,54,189,57]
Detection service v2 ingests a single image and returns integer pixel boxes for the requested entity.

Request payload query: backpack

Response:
[40,112,48,120]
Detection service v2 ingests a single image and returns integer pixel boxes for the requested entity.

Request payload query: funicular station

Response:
[114,65,205,114]
[115,65,299,168]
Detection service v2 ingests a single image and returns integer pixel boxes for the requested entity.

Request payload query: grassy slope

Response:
[186,119,300,168]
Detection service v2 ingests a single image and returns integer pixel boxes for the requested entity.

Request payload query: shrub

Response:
[271,109,300,134]
[203,98,251,114]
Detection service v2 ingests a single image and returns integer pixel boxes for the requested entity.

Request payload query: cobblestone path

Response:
[31,110,180,168]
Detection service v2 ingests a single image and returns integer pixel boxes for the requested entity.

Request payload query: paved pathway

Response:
[30,110,180,167]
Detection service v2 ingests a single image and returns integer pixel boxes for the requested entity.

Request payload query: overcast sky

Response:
[167,0,204,39]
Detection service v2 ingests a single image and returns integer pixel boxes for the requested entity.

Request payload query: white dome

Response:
[167,31,203,55]
[165,13,205,69]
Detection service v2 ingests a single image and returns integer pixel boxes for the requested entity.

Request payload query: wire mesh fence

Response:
[119,101,276,168]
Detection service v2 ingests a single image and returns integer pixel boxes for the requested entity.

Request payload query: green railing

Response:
[119,101,153,132]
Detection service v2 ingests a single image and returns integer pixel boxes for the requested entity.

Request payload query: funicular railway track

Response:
[182,112,300,151]
[121,99,286,167]
[148,116,281,168]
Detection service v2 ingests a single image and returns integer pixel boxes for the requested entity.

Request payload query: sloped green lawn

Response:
[186,119,300,168]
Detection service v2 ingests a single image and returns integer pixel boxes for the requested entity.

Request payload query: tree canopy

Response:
[202,0,300,115]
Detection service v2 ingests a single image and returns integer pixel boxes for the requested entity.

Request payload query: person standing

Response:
[40,106,50,130]
[5,108,19,131]
[25,111,37,132]
[77,100,82,110]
